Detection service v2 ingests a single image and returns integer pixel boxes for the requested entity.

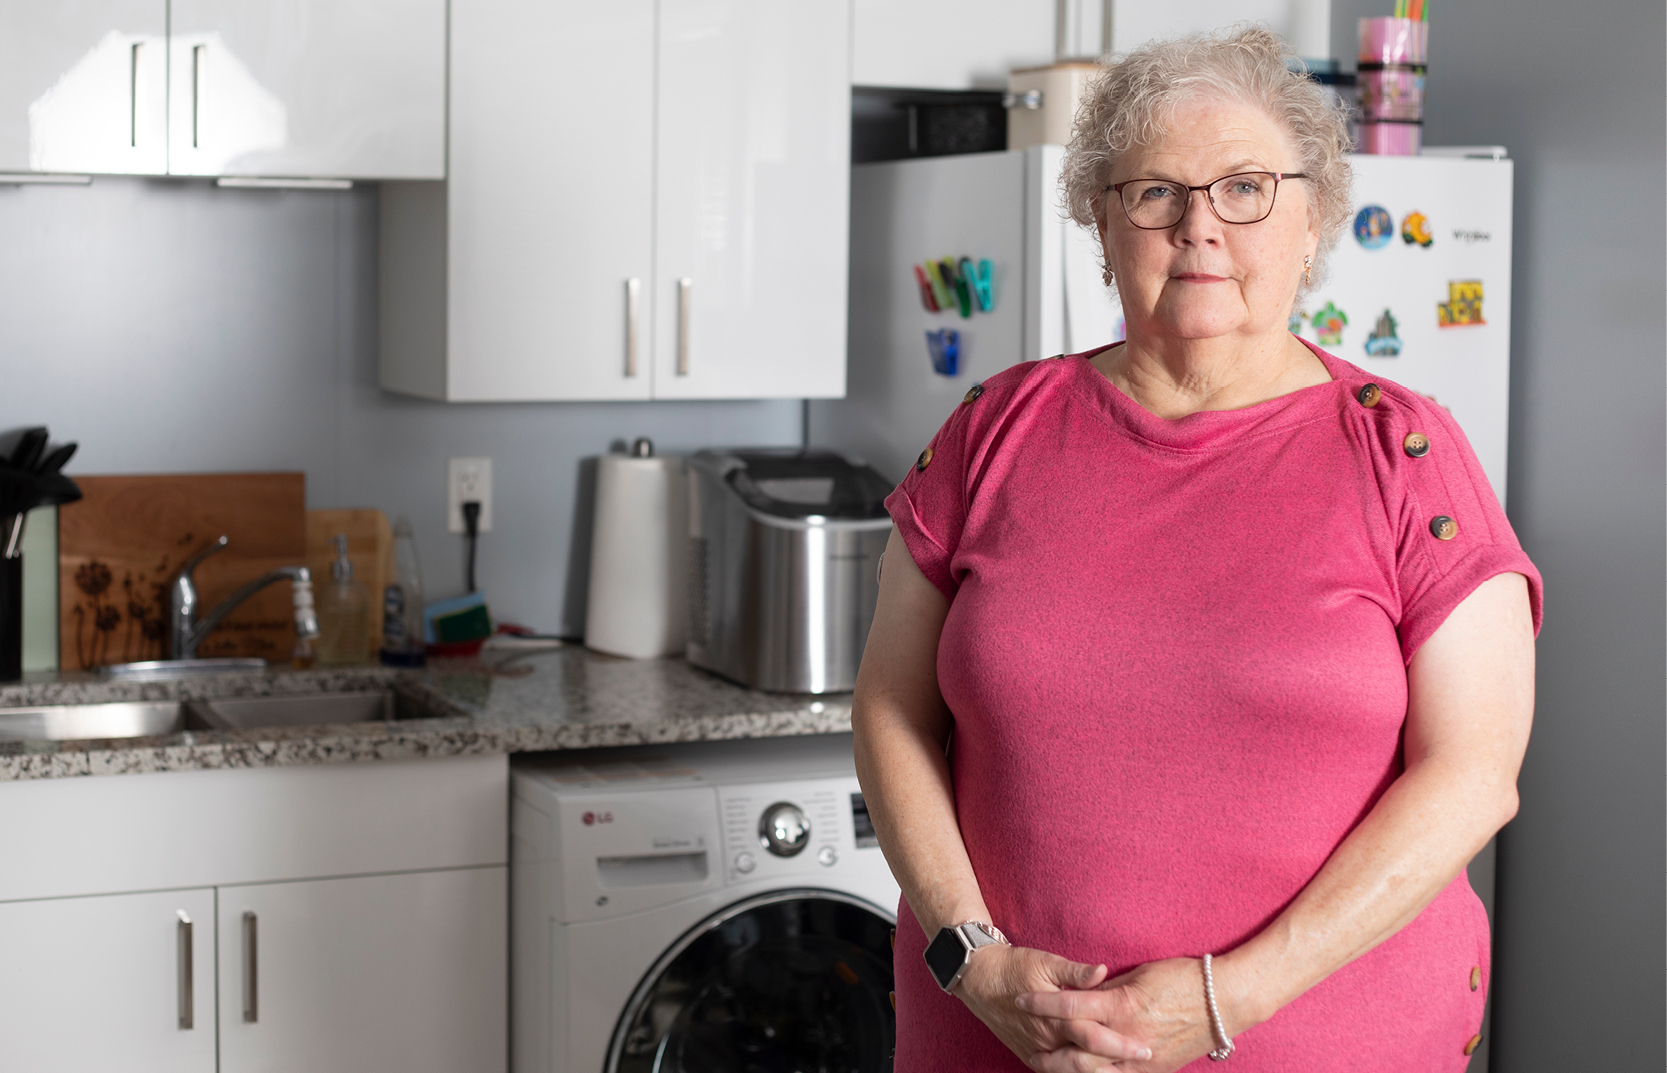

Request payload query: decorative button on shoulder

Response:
[916,447,934,471]
[1403,432,1430,457]
[1464,1034,1483,1056]
[1470,966,1481,991]
[1356,383,1382,407]
[963,383,984,404]
[1430,515,1458,541]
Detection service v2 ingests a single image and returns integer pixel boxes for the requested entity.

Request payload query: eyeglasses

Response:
[1108,171,1307,229]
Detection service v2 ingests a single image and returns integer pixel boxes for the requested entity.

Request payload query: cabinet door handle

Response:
[129,42,141,148]
[624,278,641,377]
[676,278,693,377]
[191,44,205,148]
[242,910,258,1022]
[176,910,193,1030]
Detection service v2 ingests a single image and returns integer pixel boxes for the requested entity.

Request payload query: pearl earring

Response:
[1302,255,1313,285]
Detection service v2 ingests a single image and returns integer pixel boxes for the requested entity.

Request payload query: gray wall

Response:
[0,178,802,638]
[1333,1,1666,1067]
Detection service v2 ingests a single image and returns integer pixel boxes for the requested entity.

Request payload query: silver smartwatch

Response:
[923,920,1008,991]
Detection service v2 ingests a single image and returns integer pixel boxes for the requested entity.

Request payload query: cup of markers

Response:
[1358,6,1428,156]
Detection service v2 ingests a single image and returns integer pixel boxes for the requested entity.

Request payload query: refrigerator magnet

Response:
[1311,301,1349,346]
[913,265,940,312]
[1365,308,1403,357]
[926,328,961,377]
[1438,281,1486,328]
[971,259,995,312]
[924,261,954,310]
[945,259,973,318]
[1401,211,1434,247]
[1353,205,1394,249]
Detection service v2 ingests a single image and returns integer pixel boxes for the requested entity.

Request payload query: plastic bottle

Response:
[380,517,427,667]
[316,534,371,666]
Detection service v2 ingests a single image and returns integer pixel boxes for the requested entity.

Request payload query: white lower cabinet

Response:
[0,755,509,1072]
[218,867,507,1073]
[0,888,218,1072]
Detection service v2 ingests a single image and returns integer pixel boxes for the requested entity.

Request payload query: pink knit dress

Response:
[883,343,1542,1071]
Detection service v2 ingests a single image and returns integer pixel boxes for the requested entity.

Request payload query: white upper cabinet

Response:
[382,0,851,401]
[0,1,169,174]
[167,0,445,179]
[437,0,656,401]
[651,0,850,400]
[851,0,1054,90]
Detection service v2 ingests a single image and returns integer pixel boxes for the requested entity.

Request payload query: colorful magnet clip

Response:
[969,258,995,312]
[913,264,940,312]
[938,259,970,318]
[926,328,960,377]
[950,258,974,318]
[923,261,954,311]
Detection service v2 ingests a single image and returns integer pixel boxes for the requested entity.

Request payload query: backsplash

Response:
[0,178,801,640]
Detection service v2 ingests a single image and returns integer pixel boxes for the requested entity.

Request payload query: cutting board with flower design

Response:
[57,473,305,670]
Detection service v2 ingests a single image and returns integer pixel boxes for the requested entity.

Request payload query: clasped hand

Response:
[956,946,1223,1072]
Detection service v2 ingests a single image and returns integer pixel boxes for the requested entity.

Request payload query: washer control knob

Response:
[758,802,811,857]
[816,845,838,867]
[734,851,756,874]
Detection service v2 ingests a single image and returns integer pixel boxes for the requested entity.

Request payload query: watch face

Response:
[923,928,968,989]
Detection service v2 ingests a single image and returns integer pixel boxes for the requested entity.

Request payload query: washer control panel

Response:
[720,777,851,883]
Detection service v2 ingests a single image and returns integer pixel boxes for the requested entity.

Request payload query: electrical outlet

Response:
[448,457,494,533]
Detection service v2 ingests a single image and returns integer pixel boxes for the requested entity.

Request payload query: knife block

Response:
[1,556,21,681]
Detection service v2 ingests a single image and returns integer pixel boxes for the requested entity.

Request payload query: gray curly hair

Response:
[1061,25,1353,298]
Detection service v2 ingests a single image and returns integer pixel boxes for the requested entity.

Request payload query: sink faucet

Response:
[171,536,321,660]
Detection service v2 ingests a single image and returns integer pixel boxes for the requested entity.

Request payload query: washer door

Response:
[607,889,896,1073]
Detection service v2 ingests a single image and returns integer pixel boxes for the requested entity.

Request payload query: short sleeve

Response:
[1392,396,1543,663]
[884,401,976,601]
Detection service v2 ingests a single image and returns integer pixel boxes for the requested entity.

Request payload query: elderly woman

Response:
[852,27,1541,1072]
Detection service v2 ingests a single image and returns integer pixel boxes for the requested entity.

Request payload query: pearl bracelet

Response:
[1202,953,1235,1061]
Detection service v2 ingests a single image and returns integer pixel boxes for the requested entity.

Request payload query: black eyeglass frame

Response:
[1106,171,1309,229]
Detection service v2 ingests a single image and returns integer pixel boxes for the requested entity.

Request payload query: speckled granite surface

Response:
[0,647,852,782]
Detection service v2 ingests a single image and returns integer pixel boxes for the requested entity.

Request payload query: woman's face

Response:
[1100,97,1319,346]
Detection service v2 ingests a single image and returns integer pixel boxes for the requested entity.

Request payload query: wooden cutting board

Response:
[57,474,305,670]
[305,509,394,655]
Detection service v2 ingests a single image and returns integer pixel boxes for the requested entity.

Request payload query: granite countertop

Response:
[0,646,853,782]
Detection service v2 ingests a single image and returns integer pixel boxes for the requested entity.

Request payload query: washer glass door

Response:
[608,889,896,1073]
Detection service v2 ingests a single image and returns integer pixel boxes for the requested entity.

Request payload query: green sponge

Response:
[435,602,492,643]
[423,591,493,645]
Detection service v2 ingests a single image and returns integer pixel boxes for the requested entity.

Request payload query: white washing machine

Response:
[511,732,901,1073]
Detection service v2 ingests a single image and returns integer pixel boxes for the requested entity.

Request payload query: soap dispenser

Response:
[316,533,371,666]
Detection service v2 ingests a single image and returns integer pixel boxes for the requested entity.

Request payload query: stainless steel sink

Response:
[0,702,189,743]
[185,691,399,731]
[0,690,405,743]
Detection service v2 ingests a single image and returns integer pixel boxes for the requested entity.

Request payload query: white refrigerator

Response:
[813,147,1514,500]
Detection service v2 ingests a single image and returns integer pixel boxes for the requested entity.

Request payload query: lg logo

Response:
[582,811,615,826]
